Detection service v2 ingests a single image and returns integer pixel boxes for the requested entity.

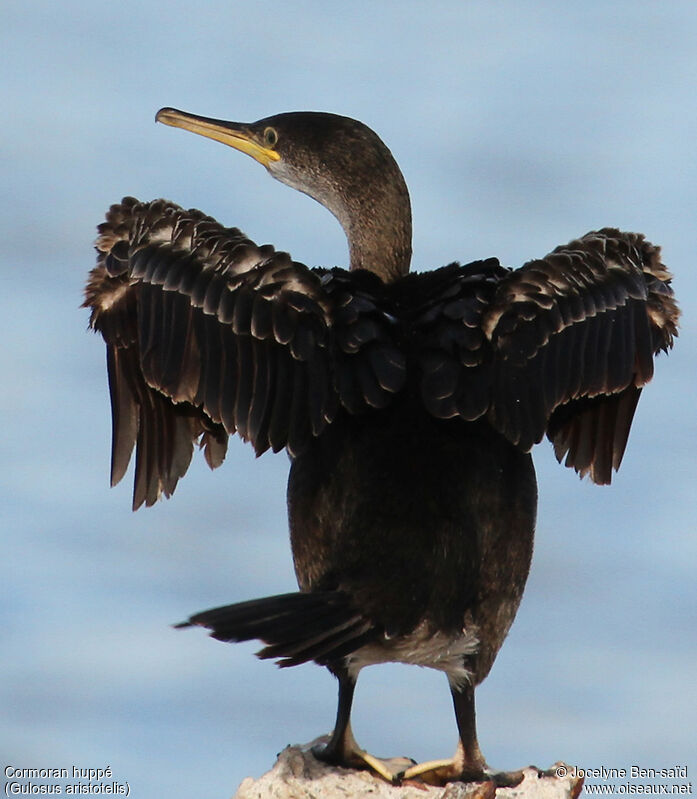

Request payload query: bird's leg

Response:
[311,669,357,765]
[399,681,524,787]
[312,668,414,782]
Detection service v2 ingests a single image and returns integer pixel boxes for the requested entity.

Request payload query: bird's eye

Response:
[263,127,278,148]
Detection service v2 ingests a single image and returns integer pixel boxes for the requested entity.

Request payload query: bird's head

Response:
[156,107,412,281]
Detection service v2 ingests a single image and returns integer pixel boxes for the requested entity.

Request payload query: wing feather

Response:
[408,232,676,482]
[267,347,293,453]
[407,259,509,422]
[247,338,272,451]
[106,345,139,486]
[233,334,254,441]
[482,229,678,482]
[85,198,404,508]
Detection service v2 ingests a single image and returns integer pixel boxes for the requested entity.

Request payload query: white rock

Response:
[233,739,583,799]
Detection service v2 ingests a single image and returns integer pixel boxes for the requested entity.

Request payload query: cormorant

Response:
[84,108,679,785]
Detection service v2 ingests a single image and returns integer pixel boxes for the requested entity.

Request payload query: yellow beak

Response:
[156,107,281,167]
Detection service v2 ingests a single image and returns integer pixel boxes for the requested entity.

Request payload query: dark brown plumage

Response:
[84,108,679,785]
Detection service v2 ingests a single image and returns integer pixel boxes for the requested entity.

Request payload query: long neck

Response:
[287,138,413,283]
[340,166,412,282]
[270,121,413,282]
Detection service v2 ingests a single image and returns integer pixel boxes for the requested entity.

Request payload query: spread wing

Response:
[86,201,678,509]
[416,229,679,483]
[84,198,405,509]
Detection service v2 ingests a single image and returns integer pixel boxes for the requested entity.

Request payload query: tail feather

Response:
[258,616,375,667]
[177,591,378,667]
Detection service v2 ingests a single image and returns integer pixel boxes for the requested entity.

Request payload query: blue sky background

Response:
[2,1,696,796]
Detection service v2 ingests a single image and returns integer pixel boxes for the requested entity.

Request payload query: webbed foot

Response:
[398,757,524,787]
[312,736,415,782]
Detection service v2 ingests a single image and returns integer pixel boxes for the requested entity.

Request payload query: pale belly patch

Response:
[345,621,479,688]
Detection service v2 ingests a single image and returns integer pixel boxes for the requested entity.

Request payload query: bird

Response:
[84,107,679,786]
